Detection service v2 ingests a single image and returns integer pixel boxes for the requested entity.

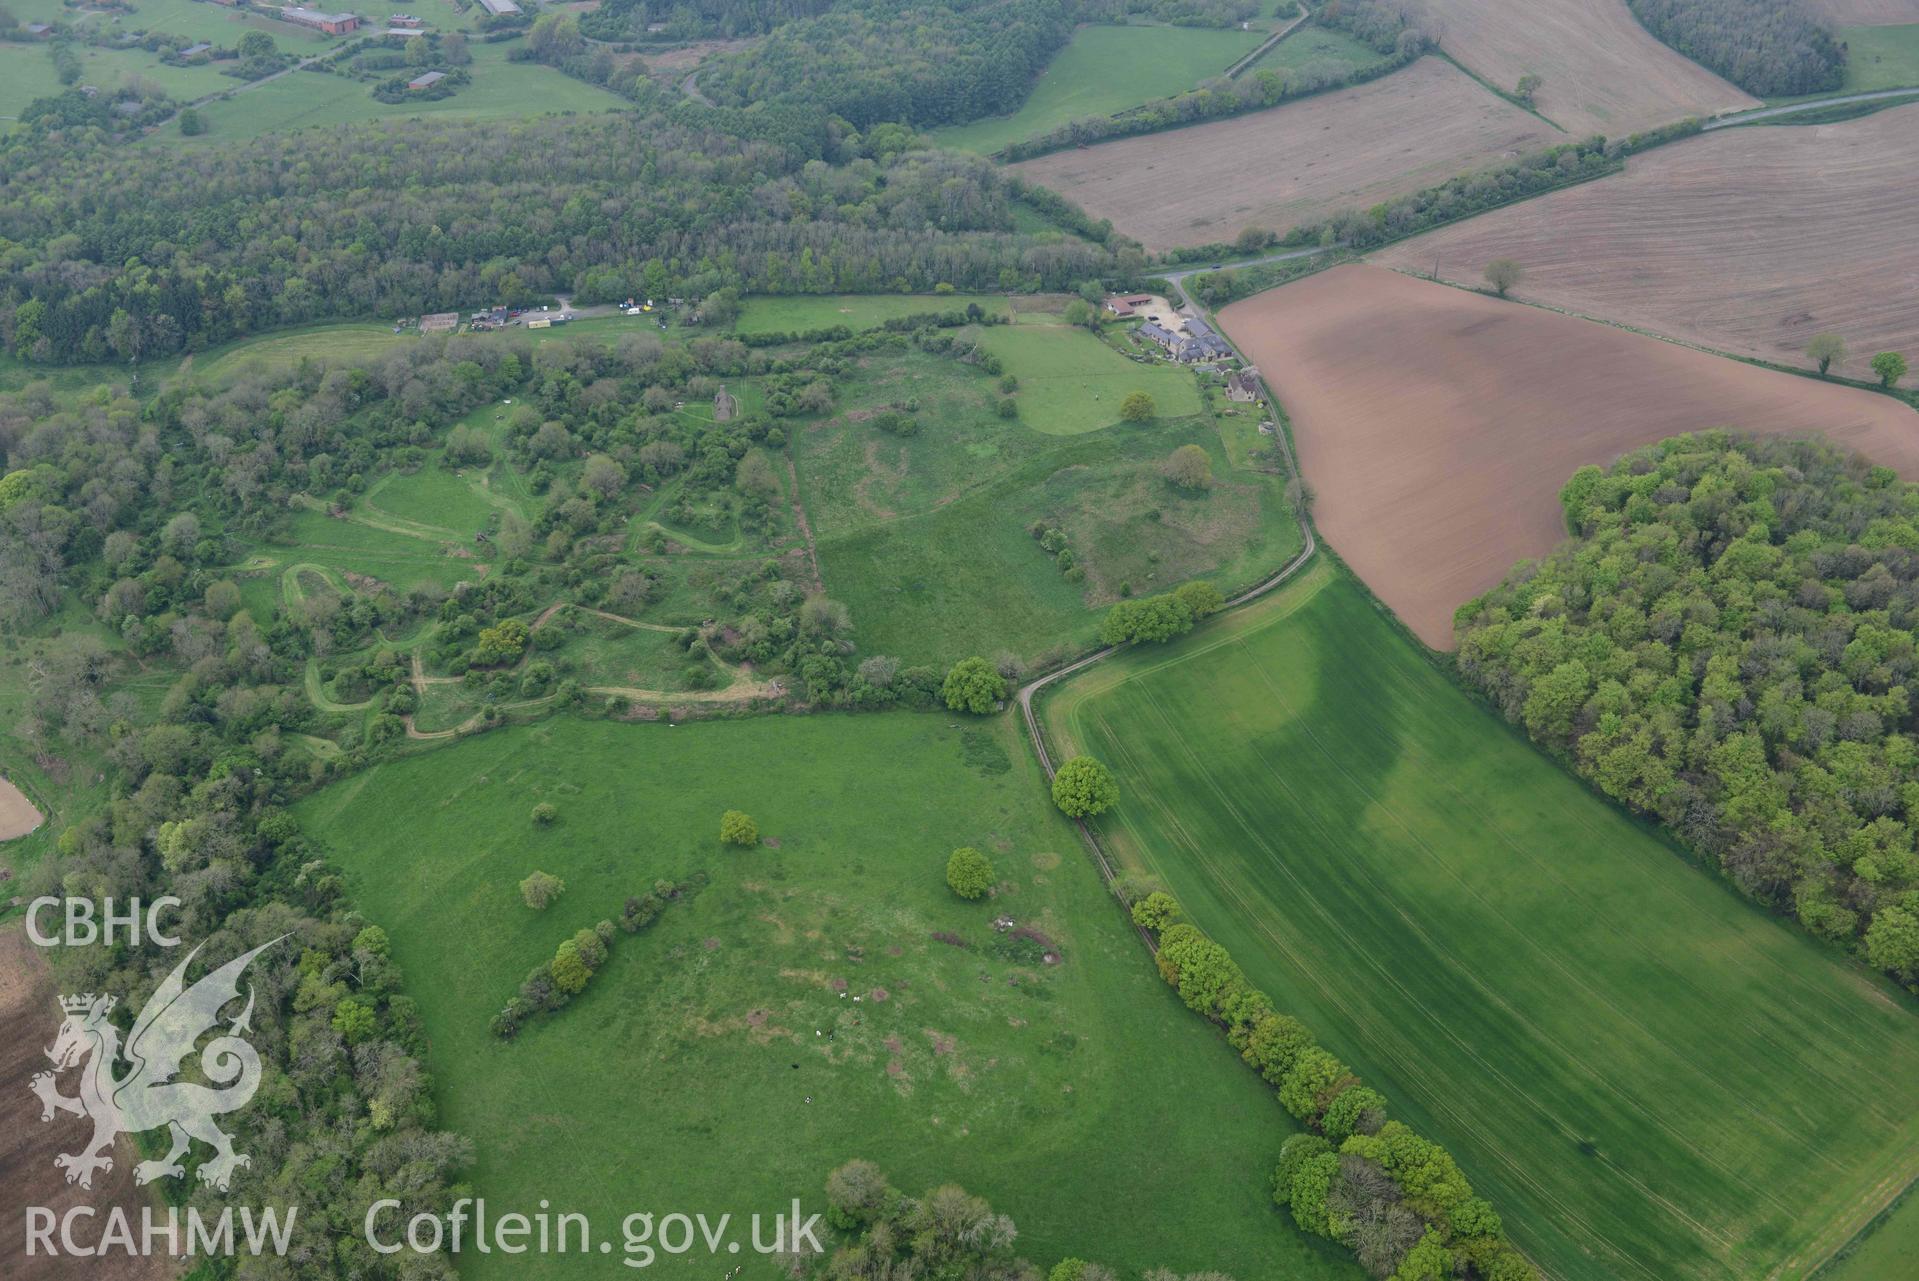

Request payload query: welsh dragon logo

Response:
[30,937,282,1192]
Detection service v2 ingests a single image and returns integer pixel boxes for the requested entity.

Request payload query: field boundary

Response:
[1379,266,1919,412]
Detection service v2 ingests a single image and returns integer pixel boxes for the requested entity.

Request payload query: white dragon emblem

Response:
[30,937,282,1192]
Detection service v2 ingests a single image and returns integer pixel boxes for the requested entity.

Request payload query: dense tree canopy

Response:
[697,0,1076,129]
[1626,0,1843,97]
[1458,434,1919,986]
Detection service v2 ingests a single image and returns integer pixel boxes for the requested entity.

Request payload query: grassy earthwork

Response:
[296,711,1365,1280]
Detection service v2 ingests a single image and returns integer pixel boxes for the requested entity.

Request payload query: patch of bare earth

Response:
[1405,0,1756,134]
[1008,57,1556,251]
[1219,265,1919,648]
[0,927,178,1280]
[0,777,43,842]
[1375,105,1919,380]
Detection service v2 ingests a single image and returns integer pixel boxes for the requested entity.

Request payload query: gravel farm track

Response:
[1216,264,1919,649]
[1375,103,1919,382]
[1008,56,1557,252]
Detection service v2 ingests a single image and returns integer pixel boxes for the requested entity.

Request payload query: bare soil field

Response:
[0,927,177,1281]
[1407,0,1757,134]
[1808,0,1919,22]
[1007,57,1556,250]
[1374,106,1919,380]
[1219,265,1919,648]
[0,776,43,841]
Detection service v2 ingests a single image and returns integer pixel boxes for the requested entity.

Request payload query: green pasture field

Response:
[1039,559,1919,1281]
[931,23,1265,155]
[1839,25,1919,92]
[733,293,1014,334]
[1246,25,1379,74]
[296,713,1364,1280]
[537,610,717,693]
[183,323,418,385]
[366,460,510,537]
[1817,1187,1919,1281]
[800,345,1294,666]
[974,322,1201,435]
[173,42,626,144]
[262,507,482,594]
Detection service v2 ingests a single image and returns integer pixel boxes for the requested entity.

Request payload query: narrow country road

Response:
[1704,87,1919,129]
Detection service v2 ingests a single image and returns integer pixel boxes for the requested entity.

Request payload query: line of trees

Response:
[492,877,701,1038]
[1626,0,1844,97]
[1456,434,1919,990]
[1134,896,1537,1280]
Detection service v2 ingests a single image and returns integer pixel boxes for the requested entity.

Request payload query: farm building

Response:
[388,12,423,26]
[1181,316,1233,361]
[1226,369,1260,402]
[407,70,446,90]
[178,41,213,57]
[477,0,522,13]
[420,312,459,334]
[1105,294,1155,318]
[280,6,359,34]
[23,21,52,36]
[1137,321,1179,352]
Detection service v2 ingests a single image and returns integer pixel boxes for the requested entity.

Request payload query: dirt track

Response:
[0,776,42,841]
[0,927,177,1280]
[1218,265,1919,648]
[1406,0,1756,134]
[1374,105,1919,381]
[1008,57,1556,250]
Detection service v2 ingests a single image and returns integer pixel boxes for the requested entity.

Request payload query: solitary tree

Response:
[1870,351,1908,389]
[520,870,565,910]
[177,107,205,136]
[946,846,994,899]
[941,656,1007,714]
[1052,756,1119,818]
[720,810,759,846]
[1484,259,1523,298]
[1119,390,1157,422]
[531,802,558,826]
[1807,333,1847,377]
[1514,73,1542,105]
[1163,443,1213,491]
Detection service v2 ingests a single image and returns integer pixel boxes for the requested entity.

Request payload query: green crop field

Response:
[975,322,1201,435]
[932,23,1265,155]
[734,293,1014,334]
[296,712,1364,1280]
[1040,560,1919,1281]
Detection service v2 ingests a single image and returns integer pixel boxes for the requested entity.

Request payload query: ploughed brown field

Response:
[1007,57,1555,251]
[1374,106,1919,381]
[1219,265,1919,648]
[1405,0,1756,135]
[0,927,177,1281]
